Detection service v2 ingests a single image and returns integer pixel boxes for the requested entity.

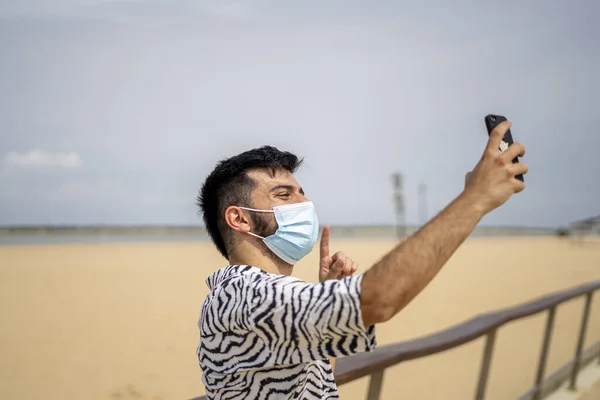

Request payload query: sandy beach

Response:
[1,236,599,400]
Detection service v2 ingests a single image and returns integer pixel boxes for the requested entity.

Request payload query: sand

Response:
[1,236,599,400]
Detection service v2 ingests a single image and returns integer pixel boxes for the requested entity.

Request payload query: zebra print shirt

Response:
[197,265,377,400]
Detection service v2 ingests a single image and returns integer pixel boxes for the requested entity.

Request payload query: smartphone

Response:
[484,114,524,182]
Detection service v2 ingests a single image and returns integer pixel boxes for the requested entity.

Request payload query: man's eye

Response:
[278,192,290,198]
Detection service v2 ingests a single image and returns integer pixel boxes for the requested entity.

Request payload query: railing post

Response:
[366,370,384,400]
[475,330,497,400]
[568,292,594,391]
[532,307,557,400]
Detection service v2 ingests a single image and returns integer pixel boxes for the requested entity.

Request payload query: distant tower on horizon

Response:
[391,172,405,238]
[418,182,428,226]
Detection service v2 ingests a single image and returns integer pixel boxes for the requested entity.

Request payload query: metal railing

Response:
[190,279,600,400]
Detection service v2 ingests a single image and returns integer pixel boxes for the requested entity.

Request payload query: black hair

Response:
[196,145,304,259]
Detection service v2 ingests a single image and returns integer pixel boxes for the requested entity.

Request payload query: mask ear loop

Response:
[238,206,274,213]
[247,232,265,240]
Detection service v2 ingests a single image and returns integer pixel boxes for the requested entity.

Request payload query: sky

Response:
[1,0,599,228]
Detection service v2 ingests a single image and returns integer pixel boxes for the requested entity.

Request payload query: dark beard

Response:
[251,212,277,238]
[250,212,289,266]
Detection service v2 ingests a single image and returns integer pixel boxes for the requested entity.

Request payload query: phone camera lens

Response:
[490,116,496,122]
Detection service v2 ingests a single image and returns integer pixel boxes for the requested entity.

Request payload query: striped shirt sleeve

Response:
[247,273,377,364]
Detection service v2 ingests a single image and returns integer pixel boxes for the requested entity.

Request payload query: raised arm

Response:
[360,121,528,327]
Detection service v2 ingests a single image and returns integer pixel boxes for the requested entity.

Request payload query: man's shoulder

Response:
[206,265,261,286]
[206,264,302,290]
[202,266,311,313]
[203,265,280,301]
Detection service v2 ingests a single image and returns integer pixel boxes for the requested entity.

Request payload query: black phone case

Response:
[484,114,524,182]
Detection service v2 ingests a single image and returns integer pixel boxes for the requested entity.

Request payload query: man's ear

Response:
[224,206,252,234]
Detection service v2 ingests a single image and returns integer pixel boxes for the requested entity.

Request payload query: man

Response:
[195,121,528,399]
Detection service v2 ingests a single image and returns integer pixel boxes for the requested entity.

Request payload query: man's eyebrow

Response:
[270,184,305,195]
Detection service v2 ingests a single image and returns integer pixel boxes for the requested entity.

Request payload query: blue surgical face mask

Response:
[239,201,319,265]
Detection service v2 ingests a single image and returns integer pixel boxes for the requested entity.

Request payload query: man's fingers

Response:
[507,162,529,177]
[502,142,526,163]
[339,259,356,278]
[513,179,526,193]
[331,251,346,262]
[320,226,330,259]
[341,257,353,276]
[486,121,511,154]
[327,253,359,280]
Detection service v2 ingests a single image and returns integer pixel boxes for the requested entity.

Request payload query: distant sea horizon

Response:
[0,224,564,245]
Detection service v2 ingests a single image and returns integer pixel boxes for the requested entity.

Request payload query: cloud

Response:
[2,150,82,171]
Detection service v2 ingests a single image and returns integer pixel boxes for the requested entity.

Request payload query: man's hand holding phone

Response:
[463,120,528,214]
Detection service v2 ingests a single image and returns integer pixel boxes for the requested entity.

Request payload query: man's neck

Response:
[228,243,293,276]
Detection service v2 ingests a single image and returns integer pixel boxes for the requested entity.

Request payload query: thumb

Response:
[326,258,344,279]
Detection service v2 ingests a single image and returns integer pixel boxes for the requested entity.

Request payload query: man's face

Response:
[246,168,308,237]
